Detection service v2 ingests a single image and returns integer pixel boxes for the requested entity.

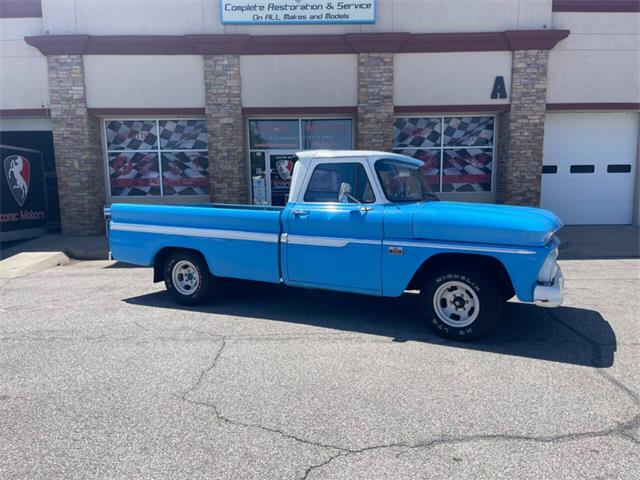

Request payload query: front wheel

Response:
[163,251,215,306]
[420,266,502,341]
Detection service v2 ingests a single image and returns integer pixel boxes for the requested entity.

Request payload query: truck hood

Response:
[413,201,563,247]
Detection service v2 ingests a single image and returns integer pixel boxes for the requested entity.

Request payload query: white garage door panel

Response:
[541,200,631,225]
[541,112,638,225]
[544,113,636,134]
[544,135,637,158]
[542,178,634,203]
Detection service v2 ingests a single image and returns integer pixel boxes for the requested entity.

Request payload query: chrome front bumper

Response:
[534,266,564,308]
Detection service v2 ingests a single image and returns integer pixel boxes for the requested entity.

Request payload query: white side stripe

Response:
[110,222,279,243]
[383,240,536,255]
[287,234,380,248]
[110,223,534,254]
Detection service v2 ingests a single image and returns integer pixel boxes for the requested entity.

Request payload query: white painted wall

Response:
[394,52,511,106]
[83,56,205,108]
[240,54,358,107]
[386,0,550,34]
[0,18,48,110]
[41,0,550,35]
[547,12,640,103]
[41,0,223,35]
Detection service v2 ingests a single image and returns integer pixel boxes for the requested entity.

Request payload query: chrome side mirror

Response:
[338,182,352,203]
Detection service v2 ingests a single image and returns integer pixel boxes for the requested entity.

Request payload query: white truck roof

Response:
[289,149,421,204]
[295,149,391,159]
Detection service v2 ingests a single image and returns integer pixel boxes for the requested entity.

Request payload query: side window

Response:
[303,162,375,203]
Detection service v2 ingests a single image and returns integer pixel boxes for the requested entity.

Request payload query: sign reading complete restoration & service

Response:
[220,0,376,24]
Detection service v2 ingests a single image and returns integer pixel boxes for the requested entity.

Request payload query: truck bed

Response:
[108,203,283,284]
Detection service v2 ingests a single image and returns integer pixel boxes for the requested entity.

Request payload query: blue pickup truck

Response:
[106,150,564,341]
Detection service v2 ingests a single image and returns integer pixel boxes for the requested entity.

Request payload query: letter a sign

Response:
[491,76,508,100]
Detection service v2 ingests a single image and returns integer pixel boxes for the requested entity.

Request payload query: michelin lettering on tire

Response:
[422,266,501,341]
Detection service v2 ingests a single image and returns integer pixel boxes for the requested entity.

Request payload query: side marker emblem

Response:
[388,246,403,256]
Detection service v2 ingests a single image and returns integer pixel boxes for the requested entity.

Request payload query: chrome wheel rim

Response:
[172,260,200,296]
[433,280,480,328]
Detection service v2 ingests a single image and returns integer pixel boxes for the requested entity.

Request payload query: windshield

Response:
[375,159,439,203]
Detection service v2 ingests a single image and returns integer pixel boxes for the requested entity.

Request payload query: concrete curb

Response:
[0,252,70,279]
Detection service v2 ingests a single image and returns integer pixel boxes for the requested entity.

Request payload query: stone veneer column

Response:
[496,49,549,206]
[356,53,394,151]
[203,54,248,204]
[47,54,106,235]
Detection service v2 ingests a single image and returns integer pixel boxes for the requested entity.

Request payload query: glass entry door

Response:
[248,118,354,206]
[267,151,298,206]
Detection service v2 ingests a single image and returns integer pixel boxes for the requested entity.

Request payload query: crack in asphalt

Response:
[300,419,640,479]
[175,313,640,480]
[178,339,350,457]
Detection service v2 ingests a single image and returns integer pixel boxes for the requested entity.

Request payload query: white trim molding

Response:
[383,240,536,256]
[287,234,380,248]
[110,222,279,243]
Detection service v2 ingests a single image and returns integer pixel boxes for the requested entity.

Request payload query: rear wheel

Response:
[420,266,502,341]
[163,251,215,306]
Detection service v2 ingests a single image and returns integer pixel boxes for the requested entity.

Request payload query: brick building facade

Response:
[1,0,639,237]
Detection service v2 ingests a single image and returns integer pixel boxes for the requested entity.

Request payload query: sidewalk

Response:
[0,233,109,261]
[556,225,639,260]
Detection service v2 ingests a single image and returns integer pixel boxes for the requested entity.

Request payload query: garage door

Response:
[541,112,638,225]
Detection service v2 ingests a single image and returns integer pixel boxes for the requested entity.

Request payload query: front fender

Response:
[381,239,552,302]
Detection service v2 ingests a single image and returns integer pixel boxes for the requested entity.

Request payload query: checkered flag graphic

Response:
[159,120,208,150]
[443,148,493,192]
[161,151,209,196]
[108,152,161,196]
[393,118,442,148]
[443,117,494,147]
[106,120,158,151]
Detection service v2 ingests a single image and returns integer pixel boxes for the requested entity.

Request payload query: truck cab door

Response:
[284,159,383,294]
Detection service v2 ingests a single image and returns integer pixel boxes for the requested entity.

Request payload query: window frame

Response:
[103,117,209,200]
[246,116,355,205]
[303,161,376,204]
[374,158,436,204]
[392,115,497,194]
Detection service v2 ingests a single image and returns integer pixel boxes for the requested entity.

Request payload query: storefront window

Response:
[392,116,495,193]
[248,118,353,205]
[302,119,352,150]
[105,119,209,197]
[249,120,300,149]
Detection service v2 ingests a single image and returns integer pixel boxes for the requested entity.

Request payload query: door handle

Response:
[293,209,310,217]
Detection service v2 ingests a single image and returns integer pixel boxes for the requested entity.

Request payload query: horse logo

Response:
[4,155,30,207]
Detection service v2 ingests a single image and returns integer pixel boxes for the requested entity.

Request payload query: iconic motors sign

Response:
[220,0,376,24]
[0,144,47,240]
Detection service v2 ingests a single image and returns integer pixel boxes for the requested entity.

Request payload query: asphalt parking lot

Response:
[0,258,638,479]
